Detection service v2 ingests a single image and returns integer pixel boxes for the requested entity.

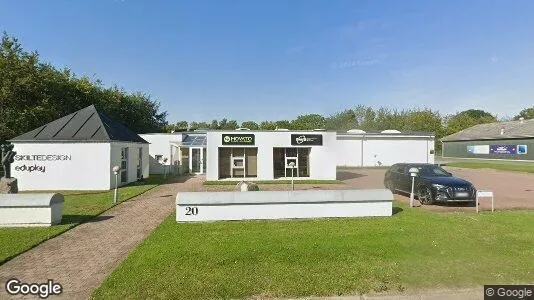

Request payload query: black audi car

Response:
[383,163,476,204]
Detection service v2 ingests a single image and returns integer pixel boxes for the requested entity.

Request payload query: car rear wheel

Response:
[418,186,434,205]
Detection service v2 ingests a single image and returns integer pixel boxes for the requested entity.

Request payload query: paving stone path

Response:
[0,176,203,300]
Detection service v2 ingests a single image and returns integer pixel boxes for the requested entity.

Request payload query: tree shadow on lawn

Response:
[60,215,114,226]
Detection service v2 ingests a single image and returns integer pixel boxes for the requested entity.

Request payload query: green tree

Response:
[443,110,497,137]
[514,107,534,120]
[209,120,219,129]
[259,121,276,130]
[175,121,188,131]
[325,109,356,130]
[291,114,326,130]
[275,120,292,129]
[353,105,377,131]
[0,32,168,140]
[241,121,259,130]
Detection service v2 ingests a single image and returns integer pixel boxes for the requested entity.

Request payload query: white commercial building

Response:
[10,105,149,191]
[206,130,337,181]
[141,129,435,180]
[336,130,435,167]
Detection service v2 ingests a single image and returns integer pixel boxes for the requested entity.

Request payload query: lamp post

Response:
[408,167,419,208]
[288,161,296,191]
[112,165,121,205]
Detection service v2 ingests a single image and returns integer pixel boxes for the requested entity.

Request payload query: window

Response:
[137,148,143,179]
[121,147,128,183]
[218,147,258,179]
[273,147,310,178]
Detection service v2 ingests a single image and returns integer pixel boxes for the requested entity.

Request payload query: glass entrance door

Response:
[190,147,204,174]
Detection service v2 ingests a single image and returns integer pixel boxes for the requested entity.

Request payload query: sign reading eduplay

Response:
[291,134,323,146]
[222,134,255,145]
[13,154,72,173]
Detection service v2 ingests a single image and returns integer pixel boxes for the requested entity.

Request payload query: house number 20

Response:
[185,207,198,215]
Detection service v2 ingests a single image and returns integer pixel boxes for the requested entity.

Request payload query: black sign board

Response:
[291,134,323,146]
[222,134,255,145]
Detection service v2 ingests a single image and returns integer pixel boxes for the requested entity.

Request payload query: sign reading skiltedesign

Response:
[291,134,323,146]
[222,134,255,145]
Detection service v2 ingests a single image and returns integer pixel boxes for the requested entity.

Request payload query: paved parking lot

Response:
[338,167,534,212]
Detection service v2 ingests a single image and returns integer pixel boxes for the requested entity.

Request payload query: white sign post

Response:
[112,165,121,205]
[476,190,494,213]
[409,167,419,208]
[288,161,296,191]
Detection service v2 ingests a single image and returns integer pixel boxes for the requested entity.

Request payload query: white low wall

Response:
[176,189,393,222]
[0,193,64,227]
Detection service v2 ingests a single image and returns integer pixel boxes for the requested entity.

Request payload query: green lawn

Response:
[446,161,534,173]
[92,205,534,299]
[204,179,343,185]
[0,175,170,265]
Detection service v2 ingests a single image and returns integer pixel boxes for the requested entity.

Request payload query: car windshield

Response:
[416,166,450,177]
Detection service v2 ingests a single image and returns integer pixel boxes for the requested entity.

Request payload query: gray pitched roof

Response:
[10,105,148,143]
[441,119,534,141]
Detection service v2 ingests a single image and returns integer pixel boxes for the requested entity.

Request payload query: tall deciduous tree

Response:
[0,32,168,140]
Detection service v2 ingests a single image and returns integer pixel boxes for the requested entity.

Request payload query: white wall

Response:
[335,138,363,167]
[139,133,182,174]
[336,135,435,167]
[109,142,149,187]
[12,143,111,191]
[206,131,337,181]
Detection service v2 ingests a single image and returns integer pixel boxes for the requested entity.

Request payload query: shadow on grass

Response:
[336,171,367,181]
[61,215,114,225]
[393,206,403,215]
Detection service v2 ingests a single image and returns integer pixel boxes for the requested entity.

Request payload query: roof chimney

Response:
[519,117,525,124]
[500,126,505,135]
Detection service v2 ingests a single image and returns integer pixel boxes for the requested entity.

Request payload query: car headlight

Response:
[431,184,447,190]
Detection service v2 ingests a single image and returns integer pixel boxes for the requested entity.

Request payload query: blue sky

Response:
[2,0,534,123]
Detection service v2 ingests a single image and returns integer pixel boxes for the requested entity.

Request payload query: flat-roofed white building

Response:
[336,130,435,167]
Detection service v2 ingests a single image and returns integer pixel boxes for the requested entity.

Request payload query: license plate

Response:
[456,192,469,197]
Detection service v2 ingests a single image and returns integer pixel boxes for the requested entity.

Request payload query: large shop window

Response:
[273,148,310,178]
[218,148,258,179]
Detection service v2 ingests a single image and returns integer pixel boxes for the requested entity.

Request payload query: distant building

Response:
[441,118,532,161]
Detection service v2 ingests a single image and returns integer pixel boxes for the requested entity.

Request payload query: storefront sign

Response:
[222,134,255,145]
[489,145,517,154]
[467,145,490,154]
[14,154,72,161]
[13,154,72,174]
[291,134,323,146]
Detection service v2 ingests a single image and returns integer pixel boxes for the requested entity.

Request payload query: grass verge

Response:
[0,175,170,265]
[93,204,534,299]
[446,161,534,173]
[204,179,343,185]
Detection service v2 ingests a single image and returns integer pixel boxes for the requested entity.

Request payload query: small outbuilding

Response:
[9,105,149,191]
[441,118,533,161]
